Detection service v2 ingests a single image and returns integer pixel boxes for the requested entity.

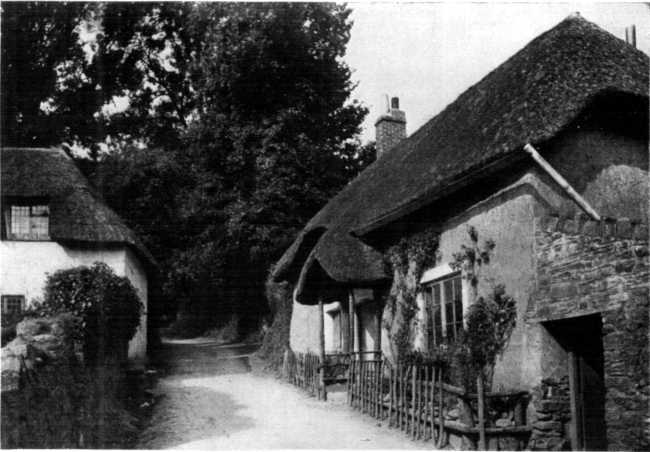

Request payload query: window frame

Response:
[422,270,464,347]
[1,294,25,316]
[1,198,50,241]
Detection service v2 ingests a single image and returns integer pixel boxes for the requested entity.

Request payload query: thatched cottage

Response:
[1,147,155,366]
[271,16,648,450]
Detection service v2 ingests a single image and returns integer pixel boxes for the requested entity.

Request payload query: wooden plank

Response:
[436,366,445,448]
[425,366,430,440]
[568,350,581,451]
[388,365,393,426]
[477,374,486,450]
[396,365,402,430]
[378,361,382,420]
[416,369,421,439]
[373,362,378,418]
[318,299,327,401]
[411,365,416,439]
[378,362,382,419]
[359,361,368,413]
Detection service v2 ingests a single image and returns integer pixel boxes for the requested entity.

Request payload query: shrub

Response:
[1,359,138,448]
[465,284,516,371]
[32,262,142,365]
[258,279,293,372]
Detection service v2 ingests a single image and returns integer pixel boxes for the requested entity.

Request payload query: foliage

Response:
[258,280,294,372]
[33,262,142,364]
[1,358,139,448]
[464,285,517,370]
[2,3,373,334]
[451,225,495,296]
[389,226,516,389]
[382,228,440,362]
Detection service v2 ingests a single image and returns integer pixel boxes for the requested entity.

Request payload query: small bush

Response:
[31,262,142,364]
[203,314,240,343]
[465,284,516,371]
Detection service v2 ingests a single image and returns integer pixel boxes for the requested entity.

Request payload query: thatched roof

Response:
[1,147,156,270]
[272,15,649,304]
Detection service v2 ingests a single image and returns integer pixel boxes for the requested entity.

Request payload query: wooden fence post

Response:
[411,364,416,438]
[436,367,445,448]
[477,373,486,450]
[318,298,327,401]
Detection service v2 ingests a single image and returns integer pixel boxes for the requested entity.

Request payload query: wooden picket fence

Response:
[347,355,531,449]
[284,351,326,400]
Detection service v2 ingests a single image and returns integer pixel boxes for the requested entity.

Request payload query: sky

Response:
[344,2,650,143]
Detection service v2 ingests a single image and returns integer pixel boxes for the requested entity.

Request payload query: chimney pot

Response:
[391,97,400,109]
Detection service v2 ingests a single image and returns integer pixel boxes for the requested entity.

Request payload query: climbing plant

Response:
[450,226,517,387]
[382,228,439,362]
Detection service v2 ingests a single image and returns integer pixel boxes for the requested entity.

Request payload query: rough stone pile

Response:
[1,315,79,392]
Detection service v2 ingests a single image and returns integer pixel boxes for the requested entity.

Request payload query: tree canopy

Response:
[1,2,375,335]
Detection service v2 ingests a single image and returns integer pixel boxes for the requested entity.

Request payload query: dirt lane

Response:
[137,338,429,449]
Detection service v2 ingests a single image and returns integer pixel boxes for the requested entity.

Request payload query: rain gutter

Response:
[523,143,601,220]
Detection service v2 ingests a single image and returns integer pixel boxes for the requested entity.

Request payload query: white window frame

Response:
[1,295,25,316]
[3,202,50,240]
[420,264,465,345]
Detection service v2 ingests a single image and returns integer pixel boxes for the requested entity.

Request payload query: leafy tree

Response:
[1,2,86,147]
[2,2,373,335]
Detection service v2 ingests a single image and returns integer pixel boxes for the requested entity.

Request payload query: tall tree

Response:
[1,2,373,334]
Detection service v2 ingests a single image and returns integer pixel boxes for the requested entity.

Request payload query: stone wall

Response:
[527,377,571,450]
[528,214,649,451]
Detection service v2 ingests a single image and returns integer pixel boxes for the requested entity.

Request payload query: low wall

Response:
[528,215,649,451]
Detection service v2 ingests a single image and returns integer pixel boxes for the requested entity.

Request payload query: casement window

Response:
[2,203,49,240]
[1,295,25,316]
[422,271,464,346]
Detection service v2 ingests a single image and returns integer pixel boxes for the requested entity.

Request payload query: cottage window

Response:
[1,295,25,317]
[2,204,49,240]
[422,272,463,345]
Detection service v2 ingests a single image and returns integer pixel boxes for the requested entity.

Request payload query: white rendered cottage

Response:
[0,147,155,367]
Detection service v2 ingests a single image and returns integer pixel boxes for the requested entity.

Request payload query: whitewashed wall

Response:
[0,241,148,366]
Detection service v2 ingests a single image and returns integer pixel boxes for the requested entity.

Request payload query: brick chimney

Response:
[375,96,406,158]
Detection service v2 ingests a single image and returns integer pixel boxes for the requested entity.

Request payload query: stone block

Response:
[543,215,560,232]
[616,218,633,238]
[16,317,53,339]
[535,411,553,421]
[538,400,566,412]
[562,218,577,234]
[615,260,636,273]
[550,282,578,299]
[582,219,599,235]
[495,417,514,427]
[633,223,648,241]
[534,420,563,431]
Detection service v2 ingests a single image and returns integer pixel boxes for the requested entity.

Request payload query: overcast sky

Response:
[344,2,650,143]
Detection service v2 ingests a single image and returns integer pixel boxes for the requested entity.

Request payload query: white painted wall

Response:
[0,240,148,366]
[323,301,340,353]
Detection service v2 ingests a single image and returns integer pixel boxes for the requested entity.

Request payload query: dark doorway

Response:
[545,314,607,451]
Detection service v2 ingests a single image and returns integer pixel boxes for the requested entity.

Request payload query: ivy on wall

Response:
[382,228,440,363]
[382,225,517,390]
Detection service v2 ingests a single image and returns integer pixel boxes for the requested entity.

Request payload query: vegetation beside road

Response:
[2,2,374,338]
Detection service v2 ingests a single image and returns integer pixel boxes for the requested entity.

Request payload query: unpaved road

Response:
[137,338,428,449]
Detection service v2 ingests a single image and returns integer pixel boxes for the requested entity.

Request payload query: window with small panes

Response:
[423,272,463,346]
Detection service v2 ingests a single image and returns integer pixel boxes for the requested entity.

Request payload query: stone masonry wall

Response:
[529,214,649,451]
[527,377,572,450]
